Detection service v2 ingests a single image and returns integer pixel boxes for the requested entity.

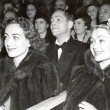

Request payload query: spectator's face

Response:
[26,4,37,18]
[99,5,110,22]
[50,11,70,37]
[74,18,87,35]
[4,24,30,59]
[87,6,98,20]
[90,28,110,62]
[35,18,49,34]
[54,0,68,11]
[4,11,16,21]
[4,3,13,13]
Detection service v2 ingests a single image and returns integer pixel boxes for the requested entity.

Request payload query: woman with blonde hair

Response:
[64,21,110,110]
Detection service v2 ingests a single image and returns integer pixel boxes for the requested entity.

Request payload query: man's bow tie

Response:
[55,42,67,50]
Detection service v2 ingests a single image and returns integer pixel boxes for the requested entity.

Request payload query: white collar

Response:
[55,37,69,45]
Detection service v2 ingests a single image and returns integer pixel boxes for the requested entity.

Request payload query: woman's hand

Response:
[78,101,98,110]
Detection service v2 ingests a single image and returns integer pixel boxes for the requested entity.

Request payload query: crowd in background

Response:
[0,0,110,46]
[0,0,110,110]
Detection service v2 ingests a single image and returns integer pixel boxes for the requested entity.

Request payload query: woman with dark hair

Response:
[86,3,100,29]
[72,14,91,43]
[25,2,38,24]
[0,17,60,110]
[63,21,110,110]
[35,13,56,52]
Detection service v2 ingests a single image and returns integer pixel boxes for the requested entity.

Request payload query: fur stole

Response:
[84,49,110,79]
[0,49,60,106]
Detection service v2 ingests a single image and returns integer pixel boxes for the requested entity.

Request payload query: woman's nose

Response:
[92,42,99,50]
[99,12,103,17]
[51,20,56,26]
[6,37,13,47]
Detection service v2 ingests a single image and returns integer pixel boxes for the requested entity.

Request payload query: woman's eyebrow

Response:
[98,35,105,38]
[12,33,21,37]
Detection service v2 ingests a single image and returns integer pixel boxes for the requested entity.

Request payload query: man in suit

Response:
[46,10,89,91]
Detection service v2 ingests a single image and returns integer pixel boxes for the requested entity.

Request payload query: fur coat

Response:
[0,49,60,110]
[63,49,110,110]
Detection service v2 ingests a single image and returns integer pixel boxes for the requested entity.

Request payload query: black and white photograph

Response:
[0,0,110,110]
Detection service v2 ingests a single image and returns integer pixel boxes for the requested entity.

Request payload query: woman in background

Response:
[2,9,17,28]
[72,14,91,43]
[86,3,99,29]
[0,17,60,110]
[26,2,38,24]
[35,13,55,52]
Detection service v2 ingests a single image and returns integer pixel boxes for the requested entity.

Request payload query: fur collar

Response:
[3,49,48,80]
[84,49,110,79]
[0,49,47,105]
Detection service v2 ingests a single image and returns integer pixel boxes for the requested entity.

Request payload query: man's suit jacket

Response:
[46,37,89,90]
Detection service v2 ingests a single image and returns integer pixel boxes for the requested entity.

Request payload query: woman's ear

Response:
[68,21,73,29]
[28,40,31,47]
[28,43,31,48]
[66,5,69,10]
[47,23,49,28]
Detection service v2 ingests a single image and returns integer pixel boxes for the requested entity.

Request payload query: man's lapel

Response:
[57,38,74,78]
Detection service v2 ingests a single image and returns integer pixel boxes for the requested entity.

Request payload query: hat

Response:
[35,13,49,24]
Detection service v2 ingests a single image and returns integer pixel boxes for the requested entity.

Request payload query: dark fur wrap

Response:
[0,49,60,110]
[64,49,110,110]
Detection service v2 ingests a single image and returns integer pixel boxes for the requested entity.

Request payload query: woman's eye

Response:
[4,36,8,40]
[105,10,108,14]
[57,18,61,22]
[41,21,43,24]
[14,36,19,40]
[99,39,104,43]
[78,22,81,25]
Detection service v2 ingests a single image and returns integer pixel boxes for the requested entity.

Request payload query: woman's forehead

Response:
[5,23,24,33]
[91,28,110,38]
[6,23,20,29]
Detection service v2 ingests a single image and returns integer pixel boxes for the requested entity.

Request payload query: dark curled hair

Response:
[74,14,91,29]
[6,17,42,51]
